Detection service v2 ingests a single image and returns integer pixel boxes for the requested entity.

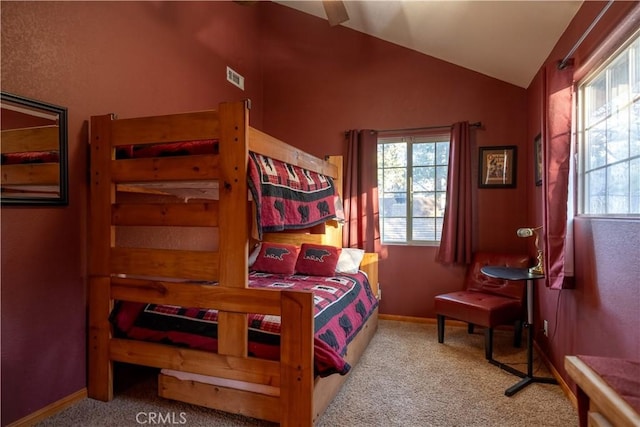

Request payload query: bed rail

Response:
[248,127,338,178]
[1,125,60,186]
[109,111,220,147]
[1,163,59,185]
[1,125,59,152]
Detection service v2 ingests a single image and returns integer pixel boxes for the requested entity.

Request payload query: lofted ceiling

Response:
[274,1,584,88]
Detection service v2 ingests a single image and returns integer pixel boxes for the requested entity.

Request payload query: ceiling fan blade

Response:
[322,0,349,26]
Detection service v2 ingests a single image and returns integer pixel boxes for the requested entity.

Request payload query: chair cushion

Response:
[435,291,522,328]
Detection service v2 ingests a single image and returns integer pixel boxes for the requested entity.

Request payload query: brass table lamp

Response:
[516,226,544,275]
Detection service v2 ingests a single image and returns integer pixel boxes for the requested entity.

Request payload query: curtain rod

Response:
[558,0,614,70]
[375,121,482,135]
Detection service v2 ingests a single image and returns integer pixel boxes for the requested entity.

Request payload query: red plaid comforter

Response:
[247,152,337,238]
[111,271,378,377]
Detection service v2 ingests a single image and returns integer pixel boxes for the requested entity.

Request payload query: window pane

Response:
[435,218,444,240]
[380,143,407,167]
[587,122,607,170]
[380,195,406,217]
[587,169,606,214]
[631,158,640,213]
[586,74,607,126]
[607,162,629,213]
[413,143,435,166]
[610,52,630,110]
[436,165,448,191]
[412,218,435,241]
[632,38,640,97]
[413,166,435,191]
[436,142,449,165]
[382,168,406,192]
[378,136,450,243]
[382,217,406,242]
[436,192,447,217]
[607,109,630,163]
[632,102,640,157]
[413,192,435,217]
[579,32,639,216]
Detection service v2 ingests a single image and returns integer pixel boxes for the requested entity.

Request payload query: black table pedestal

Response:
[481,266,558,396]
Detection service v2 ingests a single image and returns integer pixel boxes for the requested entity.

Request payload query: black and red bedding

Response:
[111,271,378,377]
[247,152,337,237]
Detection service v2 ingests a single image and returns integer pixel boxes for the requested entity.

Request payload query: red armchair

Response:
[434,252,530,360]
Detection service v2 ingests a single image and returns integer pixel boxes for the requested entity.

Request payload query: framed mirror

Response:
[1,92,68,206]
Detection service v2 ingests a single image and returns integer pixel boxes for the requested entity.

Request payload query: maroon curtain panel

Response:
[343,130,380,253]
[436,122,473,265]
[542,63,574,289]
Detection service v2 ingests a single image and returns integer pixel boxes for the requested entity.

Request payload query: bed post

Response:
[326,155,343,247]
[88,114,116,401]
[217,101,250,357]
[280,291,315,426]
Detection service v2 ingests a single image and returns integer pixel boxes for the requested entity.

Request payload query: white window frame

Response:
[377,134,450,245]
[576,30,640,217]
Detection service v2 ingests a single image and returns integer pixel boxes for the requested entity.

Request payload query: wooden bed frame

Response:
[88,100,379,426]
[1,125,60,194]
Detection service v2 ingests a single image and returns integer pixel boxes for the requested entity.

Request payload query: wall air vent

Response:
[226,66,245,90]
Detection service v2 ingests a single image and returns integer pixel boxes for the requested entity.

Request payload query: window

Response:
[377,135,449,244]
[578,31,640,215]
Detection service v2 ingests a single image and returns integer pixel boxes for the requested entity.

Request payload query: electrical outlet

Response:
[543,319,549,337]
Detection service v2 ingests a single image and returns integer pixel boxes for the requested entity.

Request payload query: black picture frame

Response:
[478,145,517,188]
[1,92,68,206]
[534,133,542,186]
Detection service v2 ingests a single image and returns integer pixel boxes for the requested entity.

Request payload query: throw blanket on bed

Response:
[247,152,337,238]
[111,271,378,377]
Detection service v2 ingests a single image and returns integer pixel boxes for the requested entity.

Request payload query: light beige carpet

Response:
[38,320,577,426]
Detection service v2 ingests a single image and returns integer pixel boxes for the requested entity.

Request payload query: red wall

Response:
[259,3,530,317]
[1,2,262,424]
[525,0,640,388]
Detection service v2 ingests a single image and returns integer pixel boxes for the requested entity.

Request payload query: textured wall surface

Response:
[1,2,261,424]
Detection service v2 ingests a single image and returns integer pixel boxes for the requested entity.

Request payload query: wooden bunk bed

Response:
[1,125,60,197]
[88,100,379,426]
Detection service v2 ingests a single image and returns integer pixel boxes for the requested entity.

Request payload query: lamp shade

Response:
[517,228,535,237]
[516,227,544,275]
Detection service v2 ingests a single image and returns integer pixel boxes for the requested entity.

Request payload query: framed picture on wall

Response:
[534,133,542,186]
[478,145,517,188]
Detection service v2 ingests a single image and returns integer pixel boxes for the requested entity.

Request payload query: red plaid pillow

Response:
[295,244,341,277]
[251,242,299,275]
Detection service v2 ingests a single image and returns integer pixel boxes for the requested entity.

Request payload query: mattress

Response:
[111,270,378,377]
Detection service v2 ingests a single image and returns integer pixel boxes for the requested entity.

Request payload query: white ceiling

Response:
[275,1,584,88]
